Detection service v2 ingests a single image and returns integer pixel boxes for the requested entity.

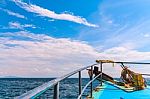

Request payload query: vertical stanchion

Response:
[100,62,103,86]
[90,66,93,98]
[54,82,59,99]
[79,71,82,99]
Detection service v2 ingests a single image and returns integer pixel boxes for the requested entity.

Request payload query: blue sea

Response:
[0,78,149,99]
[0,78,100,99]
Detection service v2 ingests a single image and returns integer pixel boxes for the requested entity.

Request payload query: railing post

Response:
[100,62,103,86]
[54,82,59,99]
[79,71,82,99]
[90,66,93,98]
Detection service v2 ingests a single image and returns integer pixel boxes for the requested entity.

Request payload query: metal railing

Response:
[14,60,150,99]
[77,72,102,99]
[15,64,99,99]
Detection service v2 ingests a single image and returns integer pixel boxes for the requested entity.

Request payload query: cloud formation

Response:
[0,31,99,77]
[0,8,26,19]
[13,0,98,27]
[0,31,150,77]
[1,22,36,30]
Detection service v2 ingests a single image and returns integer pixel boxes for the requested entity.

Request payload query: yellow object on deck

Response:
[132,73,145,89]
[121,67,146,90]
[94,60,146,91]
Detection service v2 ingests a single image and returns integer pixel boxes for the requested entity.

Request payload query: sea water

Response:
[0,78,99,99]
[0,78,149,99]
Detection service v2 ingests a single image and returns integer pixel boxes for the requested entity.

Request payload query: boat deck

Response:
[90,83,150,99]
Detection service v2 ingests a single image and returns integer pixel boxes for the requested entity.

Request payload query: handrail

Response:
[142,74,150,76]
[77,73,102,99]
[15,60,150,99]
[114,62,150,64]
[15,64,97,99]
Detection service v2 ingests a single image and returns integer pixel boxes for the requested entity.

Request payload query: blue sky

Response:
[1,0,150,77]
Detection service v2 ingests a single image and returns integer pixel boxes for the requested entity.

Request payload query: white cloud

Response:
[78,0,150,51]
[102,20,150,50]
[0,31,150,77]
[103,46,150,61]
[8,22,36,29]
[23,24,36,28]
[0,8,26,19]
[143,33,150,38]
[13,0,98,27]
[9,22,23,29]
[0,31,99,77]
[107,20,113,24]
